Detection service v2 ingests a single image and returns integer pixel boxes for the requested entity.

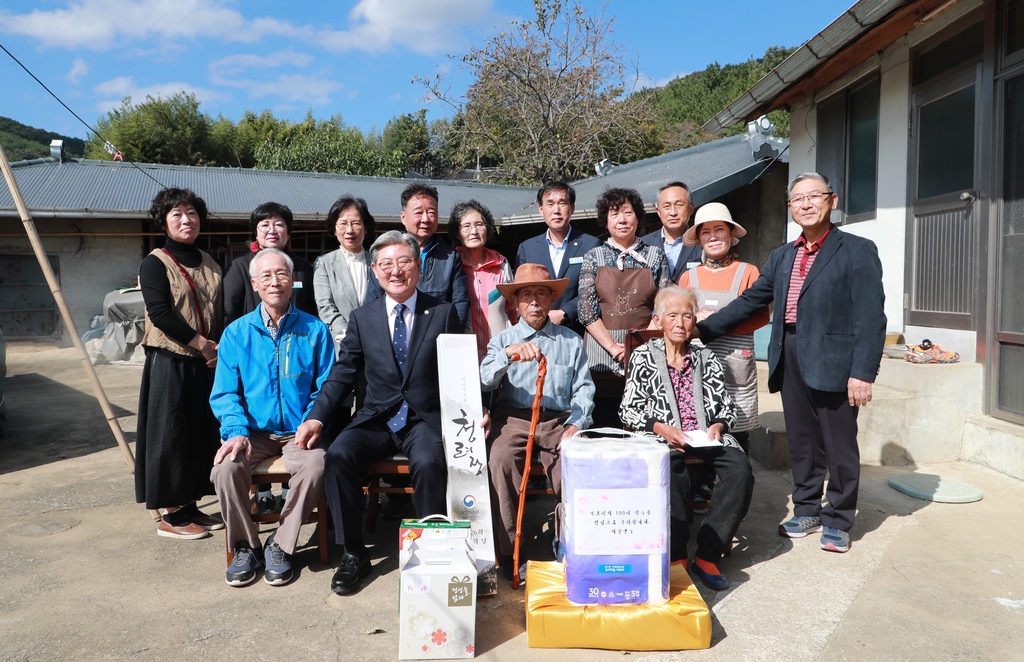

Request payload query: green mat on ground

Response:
[887,473,983,503]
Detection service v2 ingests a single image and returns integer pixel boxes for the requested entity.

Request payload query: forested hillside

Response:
[651,46,797,151]
[0,117,85,162]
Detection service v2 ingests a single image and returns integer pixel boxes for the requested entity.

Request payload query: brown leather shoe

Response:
[157,520,210,540]
[185,512,225,531]
[179,504,225,531]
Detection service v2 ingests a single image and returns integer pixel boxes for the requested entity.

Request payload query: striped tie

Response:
[387,303,409,432]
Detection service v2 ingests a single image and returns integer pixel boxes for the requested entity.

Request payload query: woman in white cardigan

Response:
[313,195,378,356]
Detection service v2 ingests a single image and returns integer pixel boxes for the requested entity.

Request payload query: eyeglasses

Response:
[257,221,288,234]
[256,271,292,285]
[376,257,416,273]
[336,220,364,230]
[788,191,832,207]
[459,222,487,233]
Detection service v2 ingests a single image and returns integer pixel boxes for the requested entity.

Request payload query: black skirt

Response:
[134,348,220,509]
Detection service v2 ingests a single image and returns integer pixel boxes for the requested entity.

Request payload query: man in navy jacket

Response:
[642,181,704,282]
[296,231,462,596]
[391,182,470,327]
[697,172,885,553]
[515,181,600,332]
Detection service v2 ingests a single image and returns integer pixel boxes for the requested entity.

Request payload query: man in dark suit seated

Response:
[515,181,600,333]
[697,172,886,554]
[295,230,462,595]
[642,181,704,283]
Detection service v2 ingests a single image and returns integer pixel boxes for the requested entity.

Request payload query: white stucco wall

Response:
[0,217,144,343]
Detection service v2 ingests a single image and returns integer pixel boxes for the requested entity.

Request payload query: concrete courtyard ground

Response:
[0,344,1022,661]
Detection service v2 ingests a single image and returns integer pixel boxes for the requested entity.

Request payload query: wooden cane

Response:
[510,352,546,590]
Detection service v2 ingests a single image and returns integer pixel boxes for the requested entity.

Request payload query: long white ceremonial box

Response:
[436,333,497,595]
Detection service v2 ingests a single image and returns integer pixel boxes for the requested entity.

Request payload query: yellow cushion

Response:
[253,456,288,475]
[525,561,711,650]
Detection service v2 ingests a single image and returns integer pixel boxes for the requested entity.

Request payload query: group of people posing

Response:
[134,172,885,596]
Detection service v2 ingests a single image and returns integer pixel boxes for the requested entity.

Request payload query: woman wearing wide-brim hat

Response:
[678,202,769,454]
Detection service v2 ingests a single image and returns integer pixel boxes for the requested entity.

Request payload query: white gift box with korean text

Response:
[399,546,478,659]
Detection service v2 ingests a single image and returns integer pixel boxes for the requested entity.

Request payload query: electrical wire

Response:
[1,40,169,191]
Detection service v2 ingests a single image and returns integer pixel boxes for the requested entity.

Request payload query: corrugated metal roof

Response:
[0,159,539,223]
[0,132,787,225]
[505,133,789,223]
[703,0,910,134]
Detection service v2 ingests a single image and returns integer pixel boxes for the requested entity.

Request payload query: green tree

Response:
[383,110,432,174]
[254,115,408,177]
[419,0,661,184]
[85,92,218,165]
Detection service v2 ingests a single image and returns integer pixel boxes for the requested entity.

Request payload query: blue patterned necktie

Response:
[387,303,409,432]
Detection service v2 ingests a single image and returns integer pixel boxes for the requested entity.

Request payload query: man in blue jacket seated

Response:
[210,248,335,587]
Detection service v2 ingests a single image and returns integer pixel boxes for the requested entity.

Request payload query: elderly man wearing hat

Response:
[480,264,595,583]
[679,202,769,456]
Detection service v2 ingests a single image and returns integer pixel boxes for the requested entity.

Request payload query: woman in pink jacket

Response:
[448,200,517,362]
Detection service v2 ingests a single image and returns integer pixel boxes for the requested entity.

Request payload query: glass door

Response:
[994,72,1024,422]
[907,66,981,330]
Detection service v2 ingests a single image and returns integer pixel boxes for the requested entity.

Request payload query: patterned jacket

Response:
[619,337,741,450]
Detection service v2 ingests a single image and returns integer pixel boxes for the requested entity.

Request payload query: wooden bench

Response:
[362,453,552,533]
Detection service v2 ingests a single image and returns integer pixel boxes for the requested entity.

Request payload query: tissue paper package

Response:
[561,429,670,605]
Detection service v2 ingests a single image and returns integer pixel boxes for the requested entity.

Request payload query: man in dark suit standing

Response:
[642,181,704,283]
[697,172,885,554]
[515,181,600,331]
[295,230,462,595]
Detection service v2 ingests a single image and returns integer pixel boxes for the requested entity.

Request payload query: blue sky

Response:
[0,0,854,141]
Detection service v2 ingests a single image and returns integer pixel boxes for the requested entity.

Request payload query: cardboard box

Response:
[398,548,478,659]
[525,561,711,651]
[399,517,472,570]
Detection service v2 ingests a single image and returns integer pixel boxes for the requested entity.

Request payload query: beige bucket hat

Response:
[683,202,747,246]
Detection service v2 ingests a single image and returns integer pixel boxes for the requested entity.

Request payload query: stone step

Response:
[749,360,935,469]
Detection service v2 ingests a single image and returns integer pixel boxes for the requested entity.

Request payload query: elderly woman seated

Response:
[619,285,754,590]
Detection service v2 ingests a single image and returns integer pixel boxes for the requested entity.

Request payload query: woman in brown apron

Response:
[578,188,671,428]
[679,202,769,453]
[136,188,225,540]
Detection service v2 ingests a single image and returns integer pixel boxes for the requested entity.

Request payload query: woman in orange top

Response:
[679,202,769,453]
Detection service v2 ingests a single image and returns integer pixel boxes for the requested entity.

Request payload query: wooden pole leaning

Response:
[0,143,138,475]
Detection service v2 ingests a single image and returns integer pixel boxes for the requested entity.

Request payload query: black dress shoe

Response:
[331,551,371,595]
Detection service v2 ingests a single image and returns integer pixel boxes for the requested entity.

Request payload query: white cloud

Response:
[207,50,339,106]
[1,0,502,56]
[208,50,314,85]
[92,75,222,111]
[66,57,88,82]
[0,0,301,50]
[319,0,496,55]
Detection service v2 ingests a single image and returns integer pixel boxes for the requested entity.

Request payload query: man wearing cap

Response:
[697,173,885,554]
[480,264,595,581]
[515,181,601,331]
[642,182,705,282]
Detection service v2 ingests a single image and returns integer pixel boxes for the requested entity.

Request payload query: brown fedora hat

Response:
[495,263,570,302]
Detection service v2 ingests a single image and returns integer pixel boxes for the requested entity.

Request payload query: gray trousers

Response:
[487,408,569,556]
[210,430,325,555]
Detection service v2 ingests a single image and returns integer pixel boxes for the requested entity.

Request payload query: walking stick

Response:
[511,352,546,590]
